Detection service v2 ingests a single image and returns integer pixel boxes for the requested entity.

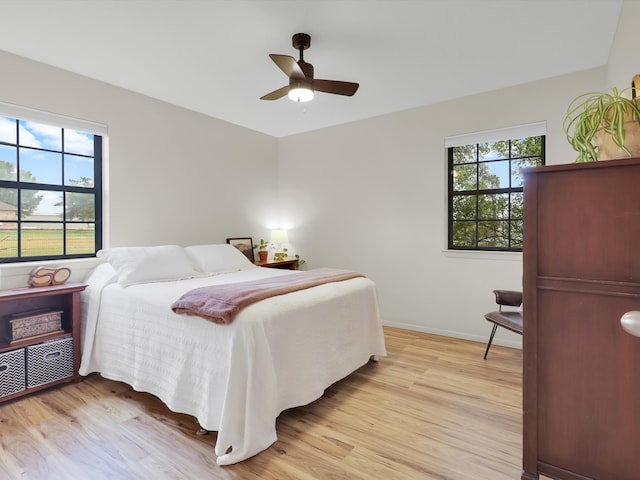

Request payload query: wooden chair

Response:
[483,290,523,359]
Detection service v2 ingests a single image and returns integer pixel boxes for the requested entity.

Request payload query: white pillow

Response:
[184,244,256,275]
[97,245,200,286]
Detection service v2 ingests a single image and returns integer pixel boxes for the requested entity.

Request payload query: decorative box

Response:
[0,348,26,398]
[7,309,63,342]
[26,336,73,388]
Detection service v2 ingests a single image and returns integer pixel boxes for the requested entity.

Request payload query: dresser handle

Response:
[621,311,640,337]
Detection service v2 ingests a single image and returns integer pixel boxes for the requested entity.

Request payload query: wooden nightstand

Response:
[0,283,87,403]
[254,258,299,270]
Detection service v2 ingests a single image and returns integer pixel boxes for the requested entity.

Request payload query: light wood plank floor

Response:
[0,327,527,480]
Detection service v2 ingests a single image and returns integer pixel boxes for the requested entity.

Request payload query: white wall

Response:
[277,0,639,347]
[277,68,607,348]
[607,0,640,91]
[0,49,279,288]
[1,1,637,346]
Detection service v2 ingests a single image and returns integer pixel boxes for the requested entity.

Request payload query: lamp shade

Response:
[270,229,289,244]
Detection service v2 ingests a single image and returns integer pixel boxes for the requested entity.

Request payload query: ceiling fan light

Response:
[288,87,314,102]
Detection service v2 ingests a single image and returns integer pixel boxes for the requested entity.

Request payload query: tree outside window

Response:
[448,136,545,251]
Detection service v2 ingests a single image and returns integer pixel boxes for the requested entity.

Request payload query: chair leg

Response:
[484,324,499,359]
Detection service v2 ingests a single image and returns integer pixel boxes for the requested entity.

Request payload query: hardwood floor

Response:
[0,327,526,479]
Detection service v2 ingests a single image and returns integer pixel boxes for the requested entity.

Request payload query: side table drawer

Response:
[26,337,73,388]
[0,348,26,398]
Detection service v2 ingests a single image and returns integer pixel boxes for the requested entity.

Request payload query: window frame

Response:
[0,115,103,263]
[447,135,545,252]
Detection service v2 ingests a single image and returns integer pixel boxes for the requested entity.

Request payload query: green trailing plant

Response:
[564,87,640,162]
[253,241,305,267]
[272,247,305,267]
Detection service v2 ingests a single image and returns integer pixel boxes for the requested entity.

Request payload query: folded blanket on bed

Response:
[171,268,364,324]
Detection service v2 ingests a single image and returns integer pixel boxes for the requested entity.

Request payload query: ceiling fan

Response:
[260,33,359,103]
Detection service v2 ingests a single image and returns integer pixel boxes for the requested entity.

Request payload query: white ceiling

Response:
[0,0,623,137]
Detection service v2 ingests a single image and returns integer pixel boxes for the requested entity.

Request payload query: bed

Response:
[79,244,386,465]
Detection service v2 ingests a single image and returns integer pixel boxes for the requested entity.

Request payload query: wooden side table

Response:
[254,258,299,270]
[0,282,87,403]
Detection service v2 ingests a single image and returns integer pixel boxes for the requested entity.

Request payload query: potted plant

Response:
[563,75,640,162]
[254,239,269,262]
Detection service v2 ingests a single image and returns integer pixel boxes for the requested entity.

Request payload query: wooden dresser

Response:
[522,157,640,480]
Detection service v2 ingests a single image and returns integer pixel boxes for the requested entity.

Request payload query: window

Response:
[0,112,103,262]
[447,124,545,251]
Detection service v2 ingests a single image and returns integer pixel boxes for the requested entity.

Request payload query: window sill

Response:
[442,249,522,261]
[0,257,104,290]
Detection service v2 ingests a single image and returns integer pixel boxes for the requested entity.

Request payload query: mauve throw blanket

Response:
[171,268,364,324]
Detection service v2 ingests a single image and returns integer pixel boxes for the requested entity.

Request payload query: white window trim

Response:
[0,101,108,261]
[444,121,546,148]
[0,101,107,136]
[443,121,547,252]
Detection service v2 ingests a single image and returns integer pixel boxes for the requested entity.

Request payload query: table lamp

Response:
[270,230,289,261]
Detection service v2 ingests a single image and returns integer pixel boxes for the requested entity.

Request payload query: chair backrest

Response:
[493,290,523,311]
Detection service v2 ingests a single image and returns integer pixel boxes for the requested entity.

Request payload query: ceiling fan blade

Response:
[260,85,289,101]
[269,54,306,79]
[313,79,359,96]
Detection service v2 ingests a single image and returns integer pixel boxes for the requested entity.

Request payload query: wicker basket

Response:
[0,348,26,398]
[26,337,73,388]
[7,309,63,342]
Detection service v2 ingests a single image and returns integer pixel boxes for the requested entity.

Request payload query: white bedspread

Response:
[79,264,386,465]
